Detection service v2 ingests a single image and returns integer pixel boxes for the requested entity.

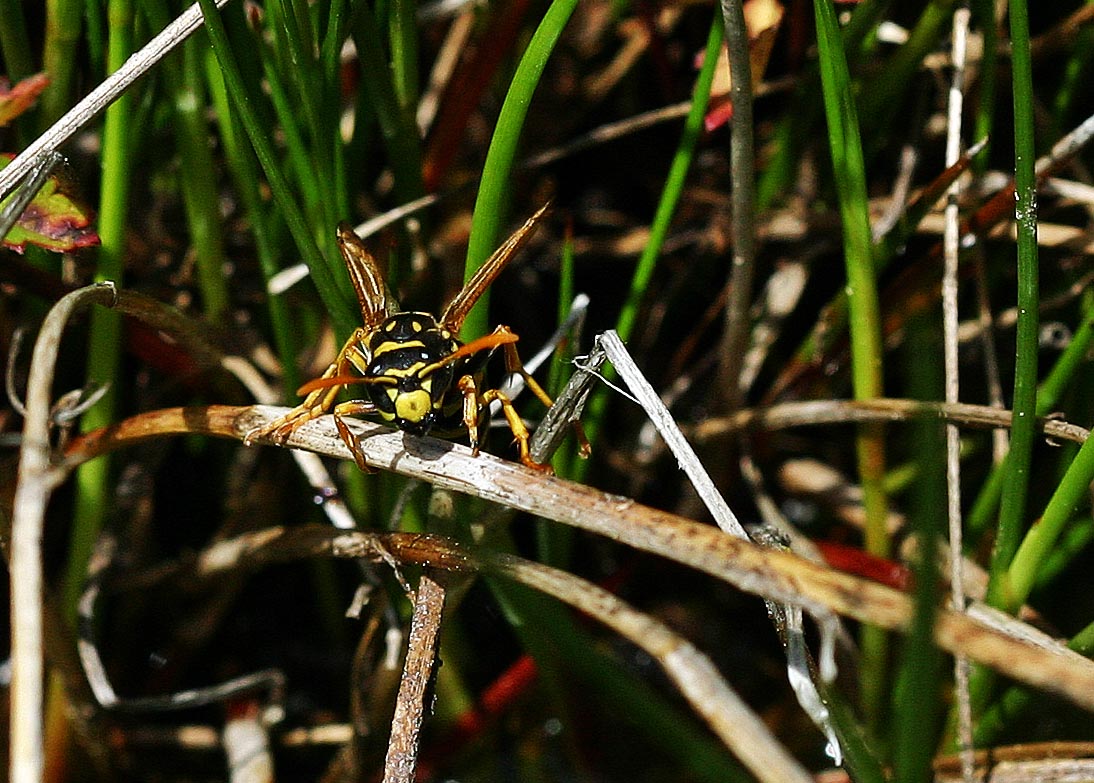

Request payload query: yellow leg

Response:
[245,331,365,446]
[499,333,556,410]
[457,375,482,456]
[333,404,379,473]
[479,387,552,473]
[501,332,591,458]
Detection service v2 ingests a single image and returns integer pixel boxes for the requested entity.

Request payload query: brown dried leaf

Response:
[0,73,50,127]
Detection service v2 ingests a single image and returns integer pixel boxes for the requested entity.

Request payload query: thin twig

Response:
[11,282,117,783]
[190,522,1094,713]
[690,398,1090,445]
[192,524,812,782]
[61,395,1093,474]
[717,0,757,413]
[382,570,447,783]
[0,150,64,242]
[599,331,747,538]
[970,244,1009,463]
[943,6,976,779]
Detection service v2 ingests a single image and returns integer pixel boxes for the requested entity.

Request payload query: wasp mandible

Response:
[247,204,565,471]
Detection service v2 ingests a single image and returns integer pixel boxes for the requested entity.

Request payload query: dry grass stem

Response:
[11,282,117,783]
[193,525,813,783]
[943,7,976,777]
[382,571,447,783]
[101,409,1089,711]
[934,741,1094,783]
[691,398,1089,444]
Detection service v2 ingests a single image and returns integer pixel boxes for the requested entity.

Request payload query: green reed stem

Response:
[177,36,230,319]
[985,0,1038,611]
[0,0,34,80]
[68,0,134,623]
[463,0,581,338]
[40,0,83,127]
[814,0,889,727]
[197,0,355,333]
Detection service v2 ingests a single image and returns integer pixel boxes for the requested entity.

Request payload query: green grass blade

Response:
[892,324,945,783]
[966,300,1094,540]
[0,0,34,80]
[573,14,722,480]
[949,0,1042,742]
[68,0,135,623]
[1003,432,1094,613]
[970,0,996,171]
[177,36,230,319]
[389,0,419,115]
[859,0,956,152]
[616,18,721,345]
[985,0,1039,610]
[462,0,582,338]
[320,0,351,221]
[196,0,356,334]
[40,0,84,127]
[204,49,301,395]
[351,1,424,210]
[813,0,889,726]
[270,0,336,232]
[756,0,890,210]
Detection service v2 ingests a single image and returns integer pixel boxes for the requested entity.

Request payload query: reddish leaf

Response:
[0,73,50,127]
[0,154,100,253]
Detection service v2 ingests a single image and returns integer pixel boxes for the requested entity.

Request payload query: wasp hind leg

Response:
[477,384,553,473]
[500,332,591,459]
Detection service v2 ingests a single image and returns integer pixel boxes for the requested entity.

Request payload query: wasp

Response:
[247,204,565,471]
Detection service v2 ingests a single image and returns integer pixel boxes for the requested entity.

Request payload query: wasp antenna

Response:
[441,202,552,333]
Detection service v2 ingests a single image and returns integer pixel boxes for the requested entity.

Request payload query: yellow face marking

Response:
[373,339,425,357]
[411,320,422,332]
[395,390,432,423]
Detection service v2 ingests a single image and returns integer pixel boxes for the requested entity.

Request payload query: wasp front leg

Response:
[245,330,364,447]
[457,375,484,457]
[332,400,380,472]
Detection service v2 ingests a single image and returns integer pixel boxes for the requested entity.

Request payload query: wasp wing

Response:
[337,222,399,329]
[441,202,550,333]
